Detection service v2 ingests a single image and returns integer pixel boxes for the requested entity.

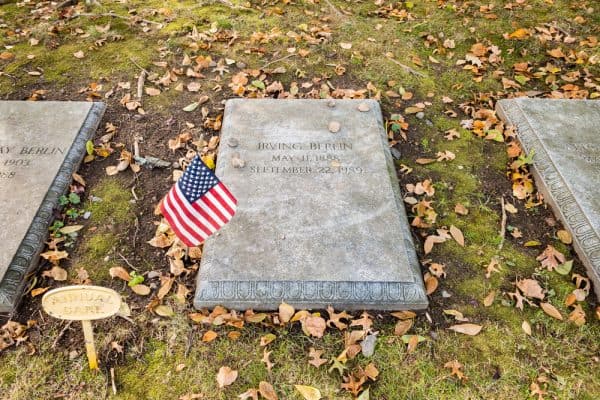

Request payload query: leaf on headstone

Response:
[155,305,174,317]
[278,302,295,324]
[203,330,218,343]
[258,381,278,400]
[328,121,341,133]
[216,366,238,388]
[448,323,482,336]
[557,230,572,244]
[294,385,321,400]
[540,302,563,320]
[109,266,131,282]
[42,266,68,281]
[449,225,465,247]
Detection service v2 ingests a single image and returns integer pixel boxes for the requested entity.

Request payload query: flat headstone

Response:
[0,101,105,314]
[194,99,428,310]
[497,98,600,298]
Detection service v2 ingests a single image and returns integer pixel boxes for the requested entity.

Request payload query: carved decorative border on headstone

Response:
[196,281,427,310]
[496,99,600,298]
[0,102,106,315]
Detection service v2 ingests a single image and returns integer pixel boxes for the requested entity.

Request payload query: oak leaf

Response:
[308,347,328,368]
[516,278,545,300]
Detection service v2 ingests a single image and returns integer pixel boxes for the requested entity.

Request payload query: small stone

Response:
[361,333,377,357]
[227,137,239,148]
[83,211,92,220]
[390,147,402,160]
[328,121,341,133]
[231,153,246,168]
[416,112,425,119]
[357,102,370,112]
[441,290,452,298]
[327,100,336,108]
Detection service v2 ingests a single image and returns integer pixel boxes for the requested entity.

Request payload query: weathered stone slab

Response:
[194,99,428,310]
[497,98,600,298]
[0,101,105,314]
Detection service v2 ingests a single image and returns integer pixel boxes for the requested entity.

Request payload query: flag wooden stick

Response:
[81,320,98,370]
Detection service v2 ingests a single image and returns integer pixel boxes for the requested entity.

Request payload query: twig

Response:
[324,0,344,19]
[52,321,73,349]
[118,252,137,271]
[70,12,163,27]
[262,53,297,69]
[110,367,117,395]
[498,196,507,251]
[136,70,146,104]
[184,327,195,358]
[129,57,149,76]
[385,55,425,77]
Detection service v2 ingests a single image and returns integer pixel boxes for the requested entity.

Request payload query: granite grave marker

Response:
[497,98,600,298]
[0,101,105,314]
[194,99,428,310]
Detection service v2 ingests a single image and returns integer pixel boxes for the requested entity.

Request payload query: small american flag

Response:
[161,156,237,246]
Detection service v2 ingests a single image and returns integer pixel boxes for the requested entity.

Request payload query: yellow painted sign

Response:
[42,285,121,321]
[42,285,122,370]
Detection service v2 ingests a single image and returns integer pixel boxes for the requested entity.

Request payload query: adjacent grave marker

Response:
[497,98,600,298]
[194,99,428,310]
[42,285,121,369]
[0,101,105,314]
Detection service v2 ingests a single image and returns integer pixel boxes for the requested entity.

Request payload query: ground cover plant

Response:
[0,0,599,399]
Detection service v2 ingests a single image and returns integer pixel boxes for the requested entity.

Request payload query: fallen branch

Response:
[52,321,73,349]
[262,53,297,69]
[136,70,146,105]
[385,55,425,78]
[324,0,344,19]
[498,196,507,251]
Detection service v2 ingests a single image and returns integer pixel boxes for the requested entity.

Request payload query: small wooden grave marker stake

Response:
[42,285,121,370]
